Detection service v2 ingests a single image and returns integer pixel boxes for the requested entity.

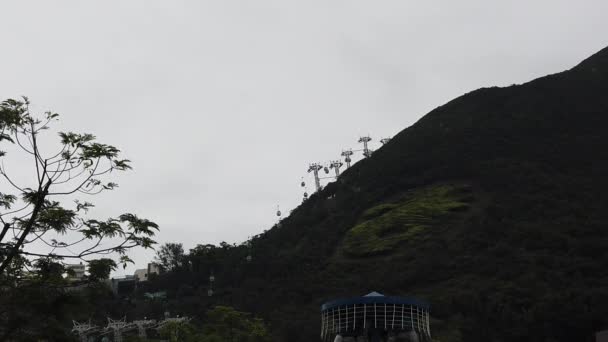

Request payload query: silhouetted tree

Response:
[0,97,160,340]
[88,258,117,281]
[0,97,159,275]
[155,242,186,271]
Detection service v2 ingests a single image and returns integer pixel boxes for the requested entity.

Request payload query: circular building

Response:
[320,292,431,342]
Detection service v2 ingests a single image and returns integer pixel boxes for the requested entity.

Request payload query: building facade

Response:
[321,292,431,342]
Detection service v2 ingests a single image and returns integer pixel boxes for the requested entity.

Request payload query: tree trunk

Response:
[0,182,50,274]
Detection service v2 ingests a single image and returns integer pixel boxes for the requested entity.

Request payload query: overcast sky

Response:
[1,1,607,275]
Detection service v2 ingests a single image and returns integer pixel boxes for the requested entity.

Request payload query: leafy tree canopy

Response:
[0,98,159,340]
[88,258,117,281]
[0,97,159,277]
[201,306,271,342]
[155,242,186,272]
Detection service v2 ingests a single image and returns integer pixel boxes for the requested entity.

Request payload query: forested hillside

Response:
[138,46,608,342]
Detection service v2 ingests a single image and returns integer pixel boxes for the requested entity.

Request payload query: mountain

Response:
[142,46,608,342]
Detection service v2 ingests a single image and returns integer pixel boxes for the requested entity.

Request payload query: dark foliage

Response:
[88,258,117,281]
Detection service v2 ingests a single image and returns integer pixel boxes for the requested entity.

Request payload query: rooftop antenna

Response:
[358,136,373,158]
[308,163,323,192]
[341,149,354,168]
[329,160,343,178]
[380,137,391,145]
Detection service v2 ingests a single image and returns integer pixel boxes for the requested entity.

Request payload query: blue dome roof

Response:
[321,292,430,311]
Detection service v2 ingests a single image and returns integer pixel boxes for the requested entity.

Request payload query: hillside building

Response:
[110,275,137,295]
[134,263,160,282]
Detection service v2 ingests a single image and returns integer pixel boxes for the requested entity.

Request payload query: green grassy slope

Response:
[143,46,608,342]
[342,184,472,257]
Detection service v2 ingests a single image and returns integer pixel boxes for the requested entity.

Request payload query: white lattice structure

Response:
[105,317,133,342]
[74,316,193,341]
[72,320,99,342]
[133,319,156,339]
[321,292,431,342]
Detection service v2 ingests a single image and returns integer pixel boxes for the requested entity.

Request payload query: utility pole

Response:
[308,163,323,192]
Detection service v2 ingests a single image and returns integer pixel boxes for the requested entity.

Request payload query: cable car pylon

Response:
[358,136,373,157]
[341,149,354,168]
[329,160,343,178]
[308,163,323,192]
